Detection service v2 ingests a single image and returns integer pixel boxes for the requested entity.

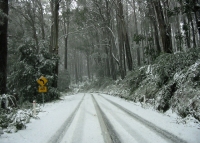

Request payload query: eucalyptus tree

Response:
[115,0,133,79]
[132,0,141,66]
[50,0,60,53]
[152,0,173,53]
[49,0,60,88]
[60,0,72,71]
[0,0,8,94]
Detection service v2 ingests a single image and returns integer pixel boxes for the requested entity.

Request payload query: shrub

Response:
[154,48,200,87]
[129,66,147,93]
[7,41,61,104]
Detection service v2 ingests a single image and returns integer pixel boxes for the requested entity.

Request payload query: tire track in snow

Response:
[99,102,148,143]
[47,94,85,143]
[91,94,121,143]
[100,94,187,143]
[70,97,86,143]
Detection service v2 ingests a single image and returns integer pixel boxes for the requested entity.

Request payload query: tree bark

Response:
[74,50,78,84]
[104,33,111,77]
[50,0,59,88]
[183,17,191,49]
[29,0,39,53]
[64,3,70,70]
[0,0,8,94]
[153,1,172,53]
[117,0,133,72]
[148,2,161,54]
[133,0,141,66]
[86,53,91,80]
[49,0,54,53]
[53,0,59,53]
[188,12,196,48]
[116,11,125,79]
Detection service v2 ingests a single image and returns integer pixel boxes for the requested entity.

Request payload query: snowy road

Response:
[1,93,200,143]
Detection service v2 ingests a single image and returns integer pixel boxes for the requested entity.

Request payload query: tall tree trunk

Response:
[194,10,200,38]
[148,2,161,54]
[102,29,110,77]
[192,0,200,44]
[104,44,111,77]
[153,1,172,53]
[31,0,39,53]
[109,39,116,80]
[116,13,125,79]
[65,18,69,70]
[49,0,54,53]
[117,0,133,71]
[53,0,59,52]
[194,0,200,37]
[105,0,116,80]
[64,1,70,70]
[32,24,39,53]
[153,21,161,54]
[77,51,81,82]
[64,36,68,69]
[54,0,59,88]
[74,50,78,84]
[133,0,141,66]
[64,16,69,70]
[124,32,133,70]
[176,7,182,51]
[188,12,196,48]
[0,0,8,94]
[183,18,191,49]
[51,0,59,88]
[86,53,91,80]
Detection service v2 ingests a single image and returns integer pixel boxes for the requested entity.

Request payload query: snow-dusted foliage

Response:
[0,94,17,109]
[0,103,41,133]
[82,48,200,121]
[7,41,61,103]
[171,60,200,120]
[128,49,200,120]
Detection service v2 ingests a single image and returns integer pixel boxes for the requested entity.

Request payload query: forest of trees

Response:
[0,0,200,102]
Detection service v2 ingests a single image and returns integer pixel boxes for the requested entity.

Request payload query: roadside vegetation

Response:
[83,48,200,122]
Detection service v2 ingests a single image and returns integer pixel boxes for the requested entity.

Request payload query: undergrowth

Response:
[83,48,200,121]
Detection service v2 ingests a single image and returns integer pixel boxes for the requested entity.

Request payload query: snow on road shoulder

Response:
[0,93,84,143]
[98,93,200,143]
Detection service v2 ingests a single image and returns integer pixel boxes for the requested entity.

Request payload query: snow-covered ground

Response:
[0,93,199,143]
[60,94,104,143]
[0,93,84,143]
[99,93,200,143]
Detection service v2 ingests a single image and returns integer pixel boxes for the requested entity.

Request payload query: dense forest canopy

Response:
[0,0,200,102]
